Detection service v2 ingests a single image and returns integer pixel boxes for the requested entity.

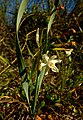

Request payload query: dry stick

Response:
[0,38,5,43]
[4,109,15,120]
[0,96,28,111]
[20,13,34,28]
[72,14,83,32]
[4,102,28,120]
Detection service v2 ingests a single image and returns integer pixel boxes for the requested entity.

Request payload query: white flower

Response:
[39,54,62,75]
[65,49,73,56]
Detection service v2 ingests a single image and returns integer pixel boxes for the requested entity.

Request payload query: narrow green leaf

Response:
[47,5,56,35]
[16,0,28,32]
[16,38,30,103]
[40,28,46,47]
[32,66,46,114]
[23,81,29,103]
[16,0,28,73]
[26,42,34,58]
[16,39,25,73]
[30,59,37,79]
[16,0,29,105]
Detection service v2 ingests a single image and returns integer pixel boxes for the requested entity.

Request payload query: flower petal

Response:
[48,60,55,68]
[51,66,59,72]
[39,62,46,71]
[45,66,50,75]
[42,54,49,62]
[41,63,46,67]
[50,55,57,60]
[65,49,73,56]
[45,71,48,75]
[49,59,62,64]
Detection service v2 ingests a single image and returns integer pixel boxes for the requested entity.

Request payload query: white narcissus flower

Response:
[39,54,62,75]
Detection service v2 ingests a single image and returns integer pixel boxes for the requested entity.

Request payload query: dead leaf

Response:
[36,115,42,120]
[48,114,53,120]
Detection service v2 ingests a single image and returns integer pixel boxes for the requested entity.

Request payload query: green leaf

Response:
[23,81,29,103]
[16,0,28,32]
[32,66,46,114]
[30,58,37,79]
[16,0,29,104]
[40,101,45,108]
[47,5,56,35]
[16,0,28,73]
